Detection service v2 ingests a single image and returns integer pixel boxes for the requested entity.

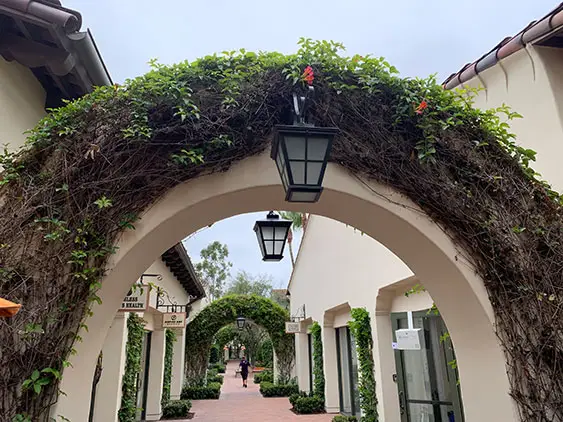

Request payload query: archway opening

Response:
[1,40,557,422]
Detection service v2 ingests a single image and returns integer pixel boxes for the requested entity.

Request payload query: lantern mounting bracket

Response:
[292,86,315,126]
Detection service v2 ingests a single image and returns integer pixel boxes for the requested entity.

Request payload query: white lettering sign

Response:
[285,321,302,334]
[119,284,149,312]
[162,312,186,328]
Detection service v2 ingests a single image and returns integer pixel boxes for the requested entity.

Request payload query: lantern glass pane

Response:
[261,226,274,240]
[284,136,306,160]
[281,166,289,190]
[306,162,323,185]
[274,225,288,240]
[288,190,319,202]
[274,240,284,255]
[307,136,329,160]
[265,240,274,256]
[290,161,306,184]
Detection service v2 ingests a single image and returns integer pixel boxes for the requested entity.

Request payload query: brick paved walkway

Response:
[187,360,334,421]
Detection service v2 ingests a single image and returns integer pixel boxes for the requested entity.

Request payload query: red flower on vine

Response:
[415,100,428,114]
[302,66,314,85]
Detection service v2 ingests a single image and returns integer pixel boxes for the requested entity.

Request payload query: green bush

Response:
[259,382,299,397]
[253,369,273,384]
[162,400,192,419]
[209,344,220,364]
[209,362,226,373]
[207,374,224,384]
[289,391,308,408]
[293,396,325,414]
[207,368,218,378]
[332,416,357,422]
[181,382,221,400]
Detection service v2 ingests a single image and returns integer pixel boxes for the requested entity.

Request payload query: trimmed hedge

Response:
[209,363,226,374]
[332,416,357,422]
[294,396,325,414]
[207,374,224,384]
[289,391,308,408]
[162,400,192,419]
[181,382,221,400]
[259,382,299,397]
[253,369,273,384]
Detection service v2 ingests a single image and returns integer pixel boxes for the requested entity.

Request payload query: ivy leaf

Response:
[94,196,113,209]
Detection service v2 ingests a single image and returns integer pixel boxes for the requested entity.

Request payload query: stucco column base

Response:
[145,328,166,421]
[170,327,185,400]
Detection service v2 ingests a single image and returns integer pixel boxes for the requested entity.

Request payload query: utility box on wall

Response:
[395,328,423,350]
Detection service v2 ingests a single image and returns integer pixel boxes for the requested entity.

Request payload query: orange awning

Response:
[0,297,22,317]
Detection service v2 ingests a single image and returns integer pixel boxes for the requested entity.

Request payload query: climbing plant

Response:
[310,322,325,400]
[161,329,176,407]
[118,314,145,422]
[0,38,561,420]
[184,294,293,385]
[348,308,378,422]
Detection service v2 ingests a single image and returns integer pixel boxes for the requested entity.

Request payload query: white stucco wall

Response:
[289,216,435,418]
[289,215,414,320]
[465,45,563,192]
[0,58,45,151]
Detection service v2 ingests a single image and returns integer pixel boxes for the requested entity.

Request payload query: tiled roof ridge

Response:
[443,2,563,89]
[0,0,82,33]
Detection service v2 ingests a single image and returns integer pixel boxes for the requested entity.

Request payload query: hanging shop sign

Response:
[119,284,150,312]
[162,312,187,329]
[285,321,302,334]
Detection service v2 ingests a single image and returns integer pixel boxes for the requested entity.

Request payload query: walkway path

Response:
[187,360,334,421]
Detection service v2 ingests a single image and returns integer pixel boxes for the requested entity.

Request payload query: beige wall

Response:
[289,217,434,419]
[465,45,563,192]
[0,58,45,151]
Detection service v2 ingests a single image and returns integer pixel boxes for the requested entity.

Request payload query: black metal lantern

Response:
[253,211,292,262]
[236,315,246,330]
[271,86,339,203]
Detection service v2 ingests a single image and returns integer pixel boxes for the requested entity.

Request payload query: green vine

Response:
[185,295,293,385]
[0,38,562,421]
[118,314,146,422]
[310,322,325,401]
[348,308,378,422]
[161,329,176,407]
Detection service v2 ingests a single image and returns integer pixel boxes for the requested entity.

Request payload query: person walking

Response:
[239,356,250,388]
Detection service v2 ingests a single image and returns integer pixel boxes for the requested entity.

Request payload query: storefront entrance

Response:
[392,311,464,422]
[336,326,361,417]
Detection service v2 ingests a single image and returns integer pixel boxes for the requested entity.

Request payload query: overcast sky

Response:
[66,0,557,287]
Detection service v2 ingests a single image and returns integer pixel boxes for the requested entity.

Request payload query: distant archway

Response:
[0,41,558,422]
[184,294,293,384]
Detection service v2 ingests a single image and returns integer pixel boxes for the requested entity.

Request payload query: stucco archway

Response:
[50,151,516,421]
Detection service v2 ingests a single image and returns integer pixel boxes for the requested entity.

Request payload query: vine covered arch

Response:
[0,39,561,421]
[184,294,293,384]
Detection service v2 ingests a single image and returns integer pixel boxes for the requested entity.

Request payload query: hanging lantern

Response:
[271,86,339,203]
[236,315,246,330]
[253,211,292,262]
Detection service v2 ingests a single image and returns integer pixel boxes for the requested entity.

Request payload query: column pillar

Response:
[145,328,166,421]
[170,327,185,400]
[322,325,340,413]
[295,332,310,392]
[374,310,401,421]
[92,312,128,422]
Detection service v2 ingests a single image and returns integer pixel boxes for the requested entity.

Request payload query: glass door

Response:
[336,327,361,417]
[392,311,464,422]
